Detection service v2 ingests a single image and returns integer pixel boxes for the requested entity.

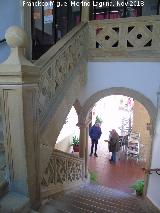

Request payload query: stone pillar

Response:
[79,124,86,158]
[78,122,90,178]
[85,126,89,178]
[81,0,90,22]
[0,26,40,208]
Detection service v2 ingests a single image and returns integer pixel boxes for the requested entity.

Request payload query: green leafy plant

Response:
[130,179,144,196]
[96,116,103,124]
[70,136,80,152]
[70,136,79,146]
[89,171,98,183]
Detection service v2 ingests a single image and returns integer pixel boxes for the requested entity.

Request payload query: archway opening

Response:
[55,106,79,153]
[82,91,155,194]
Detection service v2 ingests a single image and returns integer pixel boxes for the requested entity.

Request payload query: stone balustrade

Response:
[34,23,88,128]
[41,148,85,198]
[88,15,160,60]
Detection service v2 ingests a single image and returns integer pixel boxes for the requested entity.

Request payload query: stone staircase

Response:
[39,184,159,213]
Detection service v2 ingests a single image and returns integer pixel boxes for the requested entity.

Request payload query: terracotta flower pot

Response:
[136,191,143,196]
[73,145,79,152]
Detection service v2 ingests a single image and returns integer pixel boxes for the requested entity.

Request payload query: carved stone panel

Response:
[37,24,87,125]
[41,149,84,189]
[89,17,160,51]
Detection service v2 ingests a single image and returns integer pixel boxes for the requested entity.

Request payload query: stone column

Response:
[81,0,90,22]
[79,124,87,159]
[0,26,40,208]
[85,126,89,178]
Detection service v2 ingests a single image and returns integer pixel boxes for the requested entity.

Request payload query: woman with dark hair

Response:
[108,129,120,163]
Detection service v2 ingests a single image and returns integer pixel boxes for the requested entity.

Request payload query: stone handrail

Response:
[88,15,160,57]
[41,149,85,198]
[34,23,88,128]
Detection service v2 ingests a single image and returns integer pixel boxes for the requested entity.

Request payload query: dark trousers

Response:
[91,139,98,154]
[111,151,116,162]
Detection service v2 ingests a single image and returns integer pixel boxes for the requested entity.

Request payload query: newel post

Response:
[0,26,40,208]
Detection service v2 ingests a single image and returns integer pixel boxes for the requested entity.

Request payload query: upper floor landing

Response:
[1,0,160,62]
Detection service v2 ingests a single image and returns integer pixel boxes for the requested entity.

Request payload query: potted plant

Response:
[70,136,80,152]
[95,115,103,124]
[130,179,144,196]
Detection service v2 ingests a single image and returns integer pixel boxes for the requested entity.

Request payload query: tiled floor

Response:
[88,139,145,194]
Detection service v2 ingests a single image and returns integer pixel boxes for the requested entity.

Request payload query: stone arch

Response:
[79,87,157,194]
[79,87,157,129]
[73,99,82,117]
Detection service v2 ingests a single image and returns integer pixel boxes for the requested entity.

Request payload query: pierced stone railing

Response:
[88,15,160,60]
[34,23,88,128]
[41,149,85,198]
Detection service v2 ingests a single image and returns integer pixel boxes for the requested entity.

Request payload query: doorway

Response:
[80,90,155,194]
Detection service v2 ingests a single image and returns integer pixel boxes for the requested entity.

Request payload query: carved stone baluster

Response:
[119,23,128,49]
[152,22,160,49]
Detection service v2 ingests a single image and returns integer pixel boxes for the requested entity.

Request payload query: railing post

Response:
[81,0,90,22]
[0,26,40,208]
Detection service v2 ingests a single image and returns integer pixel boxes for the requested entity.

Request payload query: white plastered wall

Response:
[147,106,160,209]
[78,62,160,107]
[0,0,22,63]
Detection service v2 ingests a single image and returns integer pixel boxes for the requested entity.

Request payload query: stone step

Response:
[39,184,159,213]
[51,194,144,213]
[64,192,142,212]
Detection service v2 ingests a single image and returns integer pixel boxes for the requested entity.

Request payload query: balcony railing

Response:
[88,15,160,60]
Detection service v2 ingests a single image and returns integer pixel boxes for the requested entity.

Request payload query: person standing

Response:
[108,129,120,163]
[89,122,102,157]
